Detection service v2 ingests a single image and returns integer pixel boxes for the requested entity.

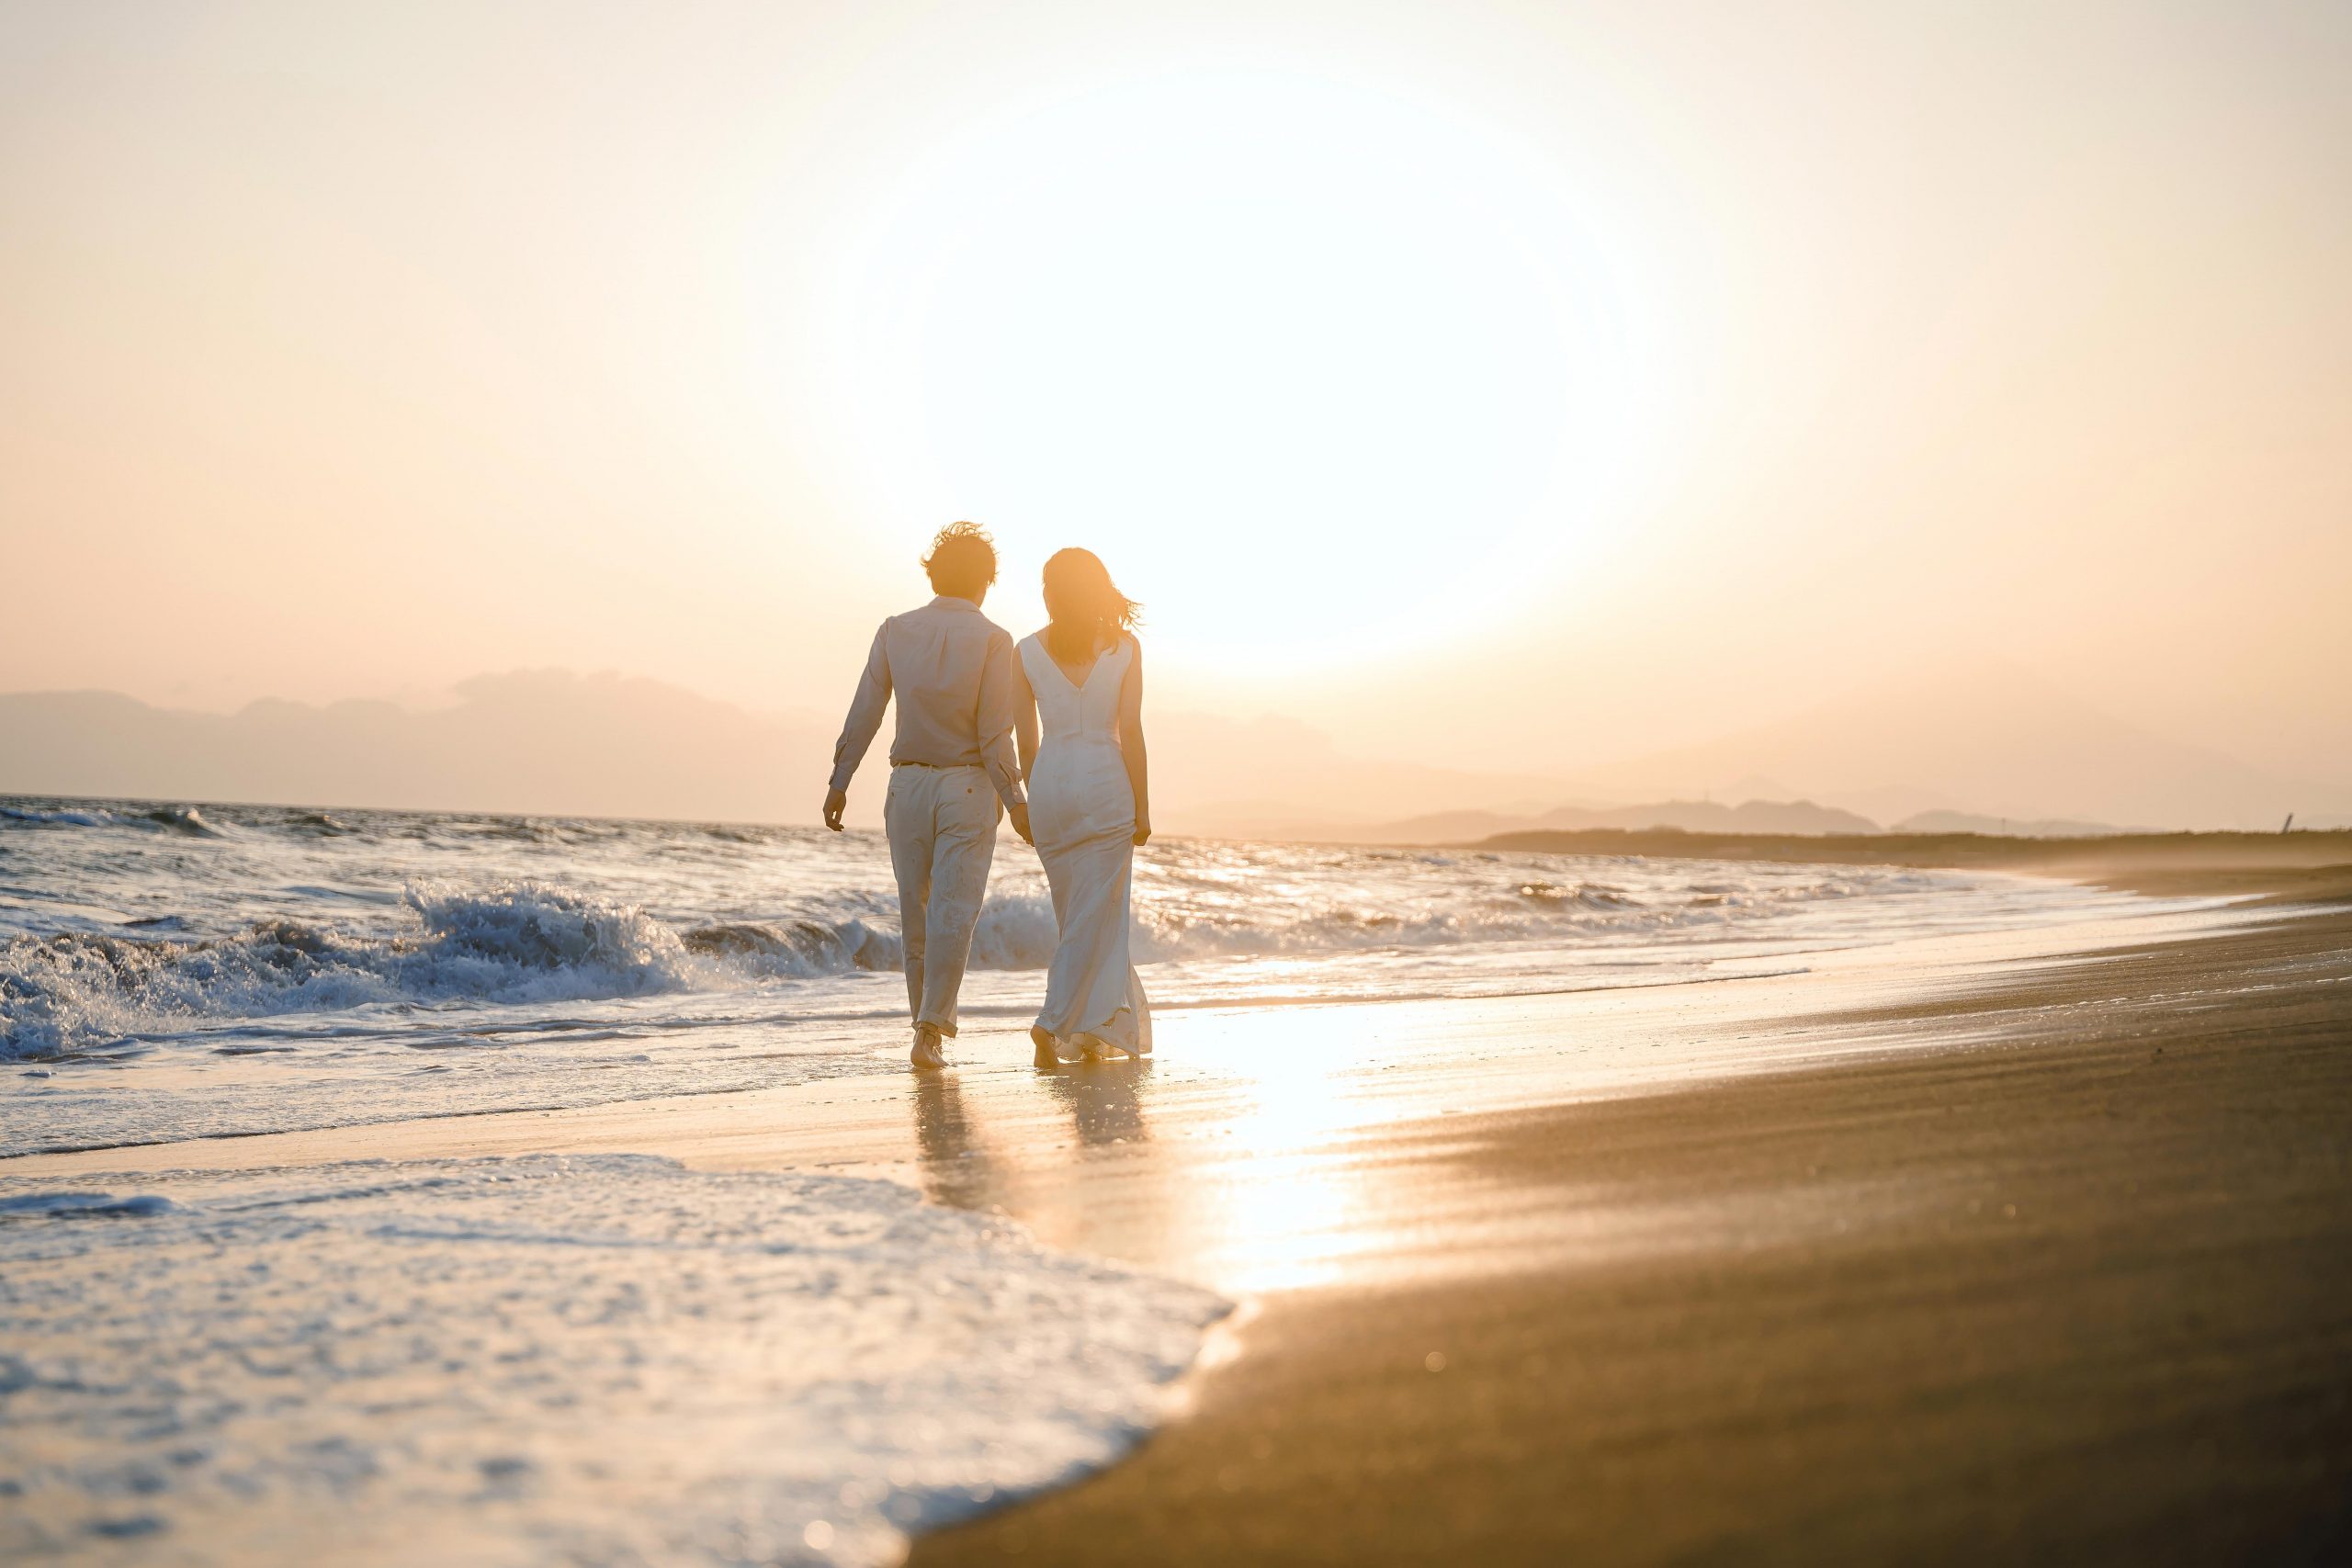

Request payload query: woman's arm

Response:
[1117,637,1149,846]
[1013,651,1040,785]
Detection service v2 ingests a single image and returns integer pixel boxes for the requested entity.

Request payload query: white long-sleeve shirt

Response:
[828,595,1026,808]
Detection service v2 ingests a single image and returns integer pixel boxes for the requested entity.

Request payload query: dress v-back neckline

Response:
[1041,637,1112,693]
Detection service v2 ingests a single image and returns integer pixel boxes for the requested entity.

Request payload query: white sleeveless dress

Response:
[1020,632,1152,1058]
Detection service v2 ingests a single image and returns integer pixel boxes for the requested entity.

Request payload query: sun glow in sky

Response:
[3,0,2348,807]
[811,68,1686,669]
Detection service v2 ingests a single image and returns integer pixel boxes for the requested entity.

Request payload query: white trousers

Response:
[883,765,1000,1035]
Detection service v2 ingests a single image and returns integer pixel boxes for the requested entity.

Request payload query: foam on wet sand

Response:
[0,1155,1224,1565]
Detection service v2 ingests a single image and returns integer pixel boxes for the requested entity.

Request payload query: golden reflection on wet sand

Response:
[877,905,2273,1297]
[899,1000,1615,1294]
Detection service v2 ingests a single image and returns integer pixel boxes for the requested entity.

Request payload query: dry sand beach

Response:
[9,836,2349,1562]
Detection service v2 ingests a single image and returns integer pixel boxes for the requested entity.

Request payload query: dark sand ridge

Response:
[908,847,2352,1565]
[1470,826,2352,903]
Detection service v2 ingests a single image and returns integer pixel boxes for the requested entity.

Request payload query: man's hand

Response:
[1008,801,1034,846]
[822,788,849,832]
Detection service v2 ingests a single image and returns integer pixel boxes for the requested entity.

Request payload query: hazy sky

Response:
[5,1,2347,788]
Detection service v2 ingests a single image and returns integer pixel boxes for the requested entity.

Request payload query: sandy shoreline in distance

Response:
[1471,827,2352,902]
[7,851,2348,1562]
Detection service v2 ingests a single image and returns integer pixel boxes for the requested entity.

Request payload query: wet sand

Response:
[10,855,2349,1562]
[915,908,2352,1566]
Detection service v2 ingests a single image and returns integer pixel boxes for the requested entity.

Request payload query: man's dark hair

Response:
[922,521,998,598]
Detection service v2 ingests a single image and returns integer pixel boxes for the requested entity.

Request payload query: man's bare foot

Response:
[910,1025,947,1071]
[1031,1025,1059,1069]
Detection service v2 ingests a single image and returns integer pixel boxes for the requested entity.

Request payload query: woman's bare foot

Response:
[1031,1026,1060,1069]
[1083,1034,1148,1062]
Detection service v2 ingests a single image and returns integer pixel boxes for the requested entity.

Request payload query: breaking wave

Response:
[0,797,2052,1065]
[1,803,225,836]
[0,867,1882,1059]
[4,884,713,1059]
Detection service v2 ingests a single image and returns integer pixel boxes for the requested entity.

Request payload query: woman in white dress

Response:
[1013,548,1153,1066]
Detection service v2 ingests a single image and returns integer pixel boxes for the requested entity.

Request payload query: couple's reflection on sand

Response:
[1041,1057,1151,1149]
[908,1057,1152,1213]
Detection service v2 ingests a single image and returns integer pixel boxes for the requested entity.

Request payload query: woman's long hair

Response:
[1041,547,1141,666]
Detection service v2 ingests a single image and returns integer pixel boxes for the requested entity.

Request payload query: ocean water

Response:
[0,795,2154,1157]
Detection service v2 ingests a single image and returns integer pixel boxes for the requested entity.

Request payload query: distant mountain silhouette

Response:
[1891,809,2132,839]
[1558,663,2332,832]
[1139,711,1578,837]
[0,674,831,823]
[0,678,1590,833]
[6,663,2339,835]
[1333,797,1883,845]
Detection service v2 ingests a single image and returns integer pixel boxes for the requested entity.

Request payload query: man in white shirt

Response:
[824,522,1033,1069]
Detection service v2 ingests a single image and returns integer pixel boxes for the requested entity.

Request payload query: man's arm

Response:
[977,629,1032,842]
[823,624,891,830]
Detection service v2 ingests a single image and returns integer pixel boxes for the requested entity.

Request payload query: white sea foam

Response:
[0,1155,1226,1565]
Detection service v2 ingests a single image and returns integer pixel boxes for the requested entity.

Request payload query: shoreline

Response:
[0,867,2259,1169]
[3,897,2266,1196]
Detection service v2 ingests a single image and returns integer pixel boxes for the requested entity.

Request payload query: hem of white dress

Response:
[1035,1005,1148,1055]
